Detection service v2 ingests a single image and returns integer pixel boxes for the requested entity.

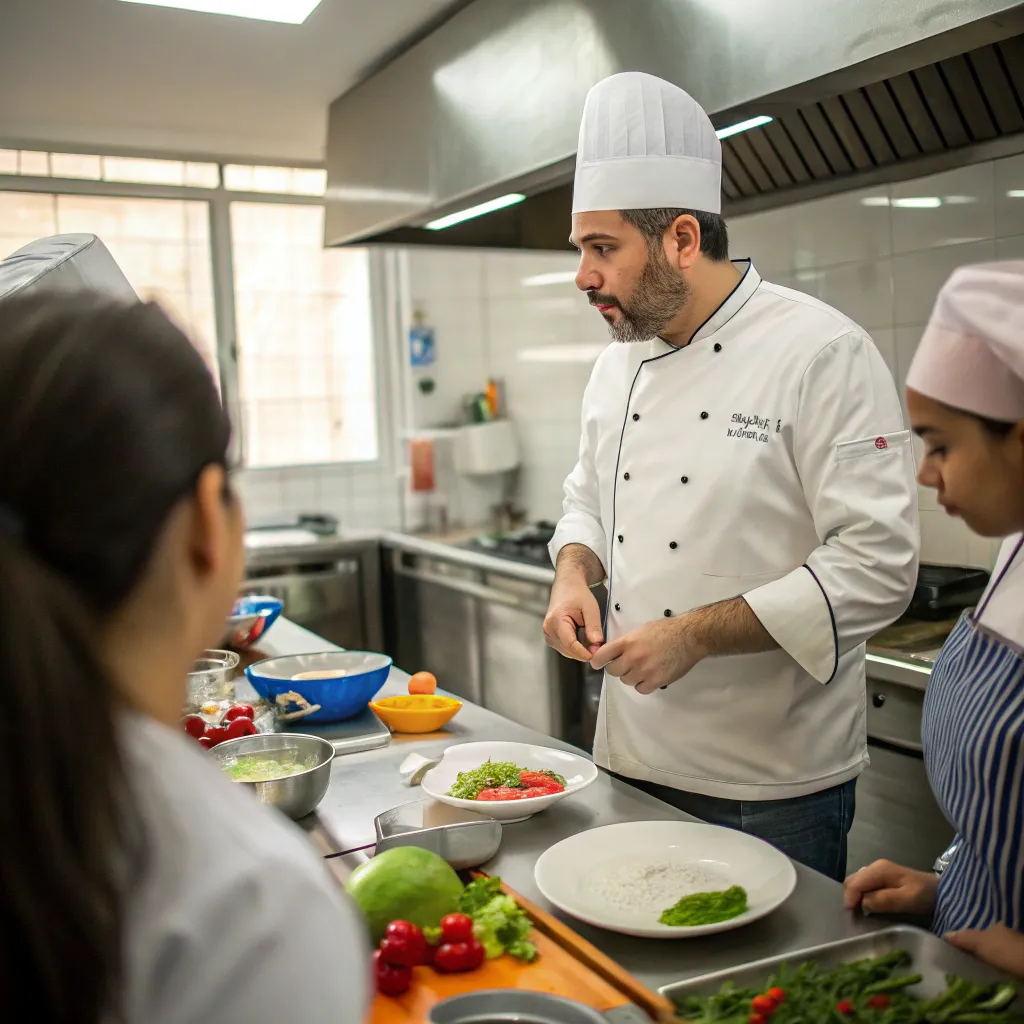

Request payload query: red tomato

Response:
[476,786,553,801]
[749,1015,766,1024]
[383,921,430,965]
[197,736,213,749]
[373,950,412,996]
[224,704,255,722]
[205,726,229,747]
[433,939,485,973]
[518,771,565,793]
[751,995,777,1016]
[182,715,207,738]
[224,716,258,740]
[836,1000,854,1016]
[766,988,785,1006]
[439,913,474,944]
[866,995,891,1010]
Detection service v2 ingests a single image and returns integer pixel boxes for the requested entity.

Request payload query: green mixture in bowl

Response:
[222,753,317,783]
[659,885,748,926]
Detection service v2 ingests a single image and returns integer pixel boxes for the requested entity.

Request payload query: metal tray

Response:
[660,926,1016,1005]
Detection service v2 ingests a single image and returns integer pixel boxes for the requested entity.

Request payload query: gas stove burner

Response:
[462,520,558,569]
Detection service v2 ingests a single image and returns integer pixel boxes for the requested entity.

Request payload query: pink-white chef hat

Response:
[906,261,1024,422]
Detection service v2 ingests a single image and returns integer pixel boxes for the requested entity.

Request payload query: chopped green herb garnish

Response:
[446,759,524,800]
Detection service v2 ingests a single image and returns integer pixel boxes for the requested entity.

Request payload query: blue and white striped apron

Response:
[922,537,1024,935]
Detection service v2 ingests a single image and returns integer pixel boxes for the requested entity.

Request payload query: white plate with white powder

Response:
[534,820,797,938]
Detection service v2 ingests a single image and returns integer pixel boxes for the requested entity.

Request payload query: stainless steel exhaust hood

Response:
[325,0,1024,249]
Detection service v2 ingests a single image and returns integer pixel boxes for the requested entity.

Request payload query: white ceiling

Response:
[0,0,461,162]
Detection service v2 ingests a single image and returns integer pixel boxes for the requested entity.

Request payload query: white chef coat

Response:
[551,262,919,801]
[119,713,370,1023]
[973,533,1024,651]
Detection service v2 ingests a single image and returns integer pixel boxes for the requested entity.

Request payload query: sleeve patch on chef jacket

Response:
[834,430,910,462]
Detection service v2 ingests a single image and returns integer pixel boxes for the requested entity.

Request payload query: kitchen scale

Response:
[287,706,391,754]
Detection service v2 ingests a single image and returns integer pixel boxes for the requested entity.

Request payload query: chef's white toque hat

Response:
[907,261,1024,422]
[573,71,722,215]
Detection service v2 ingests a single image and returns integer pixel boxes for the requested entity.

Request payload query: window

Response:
[0,149,219,187]
[230,202,377,467]
[0,192,219,380]
[223,163,326,196]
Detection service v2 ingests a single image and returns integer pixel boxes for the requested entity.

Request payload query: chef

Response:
[544,71,919,880]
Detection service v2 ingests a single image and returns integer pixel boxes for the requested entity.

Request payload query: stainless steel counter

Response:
[379,529,557,585]
[258,617,882,993]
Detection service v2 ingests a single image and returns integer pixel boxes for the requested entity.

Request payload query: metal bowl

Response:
[186,648,240,710]
[209,732,335,820]
[428,991,608,1024]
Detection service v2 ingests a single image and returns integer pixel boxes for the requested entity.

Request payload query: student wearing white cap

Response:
[544,72,920,880]
[845,262,1024,976]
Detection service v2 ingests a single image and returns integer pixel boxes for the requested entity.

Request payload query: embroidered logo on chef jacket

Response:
[834,429,910,461]
[727,412,776,444]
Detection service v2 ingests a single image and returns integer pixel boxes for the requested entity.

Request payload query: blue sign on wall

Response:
[409,324,436,367]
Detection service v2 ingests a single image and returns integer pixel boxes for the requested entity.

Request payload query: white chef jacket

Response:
[120,713,370,1023]
[551,262,919,801]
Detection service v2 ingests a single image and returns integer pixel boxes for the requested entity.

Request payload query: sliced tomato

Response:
[476,785,553,801]
[518,770,565,793]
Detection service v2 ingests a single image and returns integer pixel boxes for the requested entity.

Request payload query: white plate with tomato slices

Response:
[420,741,598,822]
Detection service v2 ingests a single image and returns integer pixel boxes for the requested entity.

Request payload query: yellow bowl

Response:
[369,694,463,734]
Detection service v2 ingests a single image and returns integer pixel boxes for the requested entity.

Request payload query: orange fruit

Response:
[408,671,438,695]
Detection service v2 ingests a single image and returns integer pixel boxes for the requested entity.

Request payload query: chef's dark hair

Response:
[0,292,231,1022]
[621,207,730,262]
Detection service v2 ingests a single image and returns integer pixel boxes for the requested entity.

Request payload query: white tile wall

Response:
[398,247,600,529]
[729,151,1024,569]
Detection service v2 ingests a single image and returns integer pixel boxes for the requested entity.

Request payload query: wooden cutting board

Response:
[369,877,678,1024]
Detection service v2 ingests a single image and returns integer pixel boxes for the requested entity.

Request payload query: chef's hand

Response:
[589,615,709,695]
[843,859,938,916]
[945,924,1024,977]
[543,577,603,662]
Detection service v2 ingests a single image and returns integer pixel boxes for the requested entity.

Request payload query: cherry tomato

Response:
[751,995,777,1016]
[205,726,229,747]
[866,994,891,1010]
[433,939,485,973]
[439,913,474,944]
[197,736,213,749]
[749,1014,766,1024]
[766,988,785,1006]
[224,704,255,722]
[182,715,207,738]
[382,921,430,965]
[224,716,258,740]
[836,1000,854,1016]
[518,771,565,793]
[373,950,412,996]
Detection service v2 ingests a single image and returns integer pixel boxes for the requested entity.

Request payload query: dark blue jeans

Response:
[619,776,857,881]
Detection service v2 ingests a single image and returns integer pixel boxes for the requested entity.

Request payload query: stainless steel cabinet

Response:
[386,550,581,740]
[847,672,954,874]
[244,536,383,653]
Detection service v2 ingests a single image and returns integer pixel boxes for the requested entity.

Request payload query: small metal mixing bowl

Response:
[210,733,335,820]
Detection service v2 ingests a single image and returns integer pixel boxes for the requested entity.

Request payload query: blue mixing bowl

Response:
[246,651,392,723]
[224,595,285,647]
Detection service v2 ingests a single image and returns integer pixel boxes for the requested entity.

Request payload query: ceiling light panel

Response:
[119,0,322,25]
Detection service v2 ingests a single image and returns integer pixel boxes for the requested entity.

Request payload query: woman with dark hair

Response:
[845,262,1024,976]
[0,294,369,1022]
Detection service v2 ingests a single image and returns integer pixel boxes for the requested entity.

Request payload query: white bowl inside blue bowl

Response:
[245,651,392,723]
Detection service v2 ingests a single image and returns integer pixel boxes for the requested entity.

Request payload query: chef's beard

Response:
[590,250,691,343]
